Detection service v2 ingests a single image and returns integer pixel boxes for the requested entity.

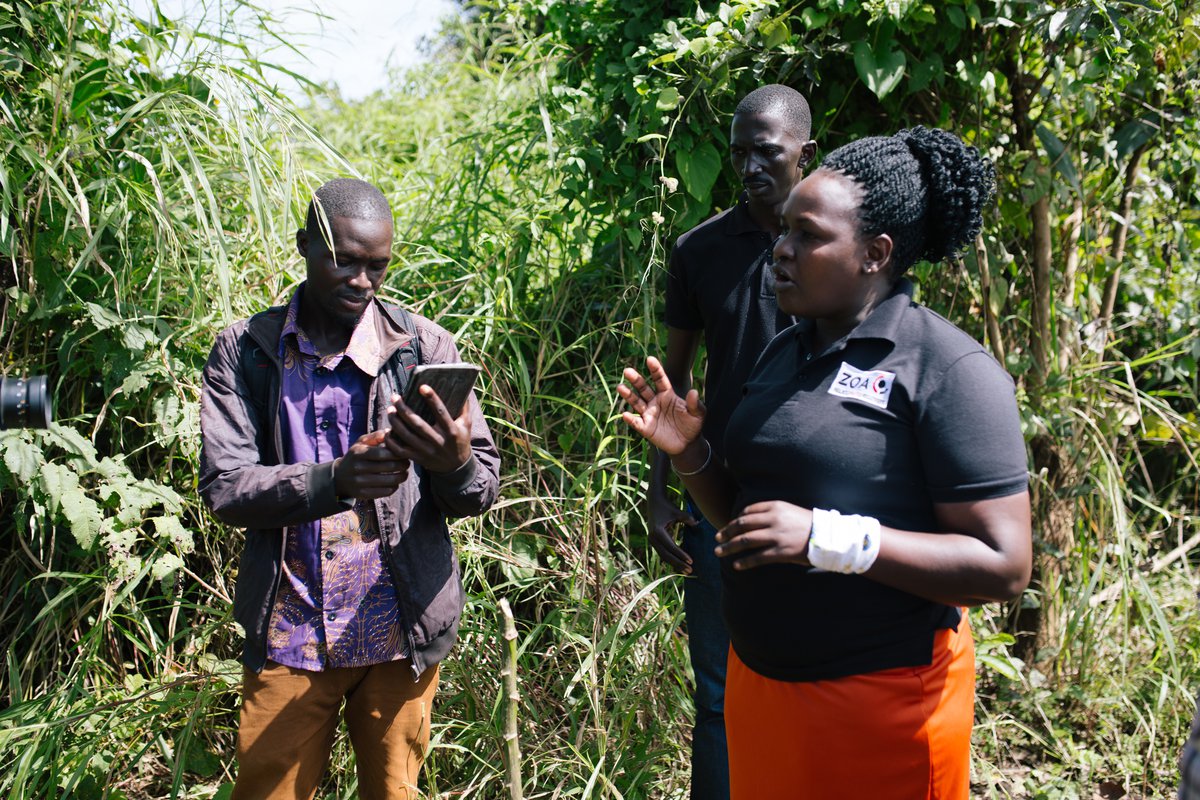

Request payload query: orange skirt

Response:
[725,618,974,800]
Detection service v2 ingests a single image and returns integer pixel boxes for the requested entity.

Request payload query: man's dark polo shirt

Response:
[722,279,1029,682]
[664,196,792,459]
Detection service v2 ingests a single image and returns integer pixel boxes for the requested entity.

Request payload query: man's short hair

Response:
[734,84,812,140]
[304,178,392,233]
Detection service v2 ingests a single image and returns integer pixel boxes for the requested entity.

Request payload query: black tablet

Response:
[401,363,481,426]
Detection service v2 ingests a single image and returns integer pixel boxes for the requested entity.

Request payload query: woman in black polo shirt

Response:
[620,127,1031,799]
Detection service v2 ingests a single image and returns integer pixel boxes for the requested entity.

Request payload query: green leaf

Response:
[989,275,1009,318]
[119,362,157,396]
[153,393,199,452]
[85,301,123,331]
[852,41,907,100]
[1035,124,1080,191]
[120,323,158,352]
[1,432,43,483]
[101,478,184,525]
[800,8,828,29]
[1049,9,1070,40]
[40,459,72,495]
[910,5,936,24]
[909,55,943,93]
[151,515,194,554]
[182,748,222,779]
[44,423,100,466]
[42,462,102,549]
[1020,158,1051,206]
[1115,116,1158,159]
[977,652,1022,682]
[502,533,540,584]
[655,87,680,111]
[624,225,643,250]
[675,141,722,202]
[760,18,789,48]
[151,552,183,581]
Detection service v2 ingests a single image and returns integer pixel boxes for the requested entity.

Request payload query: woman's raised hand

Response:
[617,356,705,455]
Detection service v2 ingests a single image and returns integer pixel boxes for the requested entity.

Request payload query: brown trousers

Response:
[231,659,439,800]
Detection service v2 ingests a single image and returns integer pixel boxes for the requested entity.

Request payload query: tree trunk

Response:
[1015,434,1080,667]
[1004,51,1053,387]
[1002,50,1077,668]
[973,233,1007,365]
[1058,199,1083,372]
[1098,142,1149,334]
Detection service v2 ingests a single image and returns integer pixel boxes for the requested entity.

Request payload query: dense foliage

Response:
[1,0,1198,797]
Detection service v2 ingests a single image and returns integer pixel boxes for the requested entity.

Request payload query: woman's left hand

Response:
[715,501,814,570]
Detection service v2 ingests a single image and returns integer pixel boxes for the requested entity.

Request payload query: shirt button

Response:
[315,366,329,376]
[324,550,334,561]
[319,420,331,431]
[326,611,337,622]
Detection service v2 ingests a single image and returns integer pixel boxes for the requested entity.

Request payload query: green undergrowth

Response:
[973,567,1200,799]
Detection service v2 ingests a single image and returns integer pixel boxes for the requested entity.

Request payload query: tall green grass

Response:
[1,1,1198,798]
[0,0,351,796]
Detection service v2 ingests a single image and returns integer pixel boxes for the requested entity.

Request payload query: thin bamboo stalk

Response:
[499,599,525,800]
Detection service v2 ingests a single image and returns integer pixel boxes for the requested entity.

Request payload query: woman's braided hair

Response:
[819,126,995,275]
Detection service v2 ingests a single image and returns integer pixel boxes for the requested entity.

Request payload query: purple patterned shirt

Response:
[265,286,407,671]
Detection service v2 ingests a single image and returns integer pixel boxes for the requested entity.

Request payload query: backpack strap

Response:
[237,331,274,458]
[379,304,422,402]
[239,339,271,403]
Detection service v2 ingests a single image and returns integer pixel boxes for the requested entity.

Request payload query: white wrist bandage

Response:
[808,508,882,574]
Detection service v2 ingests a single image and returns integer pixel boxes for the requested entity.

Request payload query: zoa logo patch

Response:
[827,362,896,409]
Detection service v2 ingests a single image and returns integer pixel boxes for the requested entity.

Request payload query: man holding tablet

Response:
[199,177,500,799]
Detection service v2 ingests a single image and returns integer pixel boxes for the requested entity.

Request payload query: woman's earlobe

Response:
[865,234,894,274]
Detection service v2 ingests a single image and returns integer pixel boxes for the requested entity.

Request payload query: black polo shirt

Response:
[722,279,1029,682]
[664,196,793,459]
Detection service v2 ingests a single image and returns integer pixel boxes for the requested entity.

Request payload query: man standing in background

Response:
[647,85,817,799]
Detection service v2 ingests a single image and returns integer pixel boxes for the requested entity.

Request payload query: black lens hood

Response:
[0,375,52,430]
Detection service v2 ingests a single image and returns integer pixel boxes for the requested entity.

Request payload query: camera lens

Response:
[0,375,52,430]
